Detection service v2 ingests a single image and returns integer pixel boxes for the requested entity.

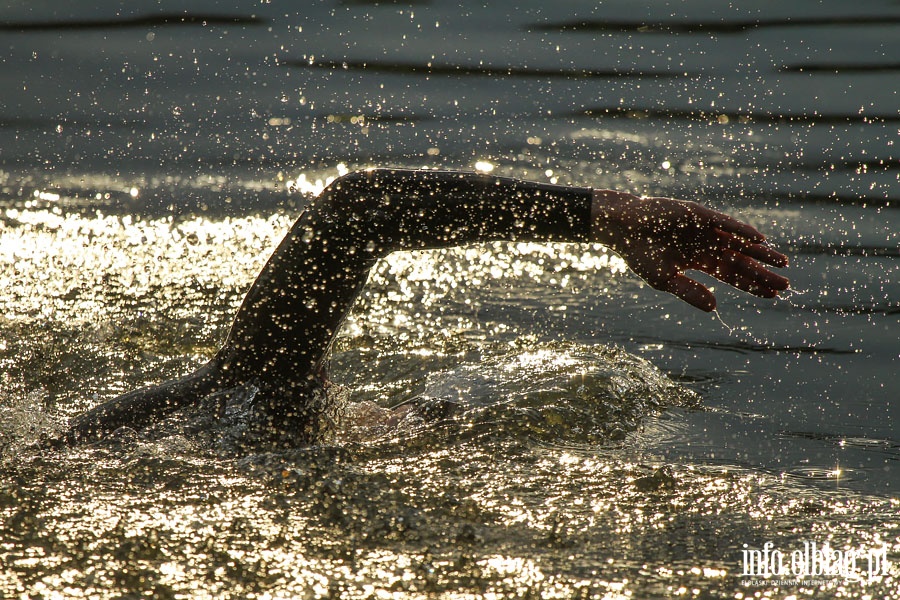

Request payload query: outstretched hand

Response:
[591,190,789,312]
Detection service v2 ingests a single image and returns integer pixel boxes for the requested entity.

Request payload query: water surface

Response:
[1,1,898,597]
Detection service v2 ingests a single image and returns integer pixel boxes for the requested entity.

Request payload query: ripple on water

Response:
[781,466,868,485]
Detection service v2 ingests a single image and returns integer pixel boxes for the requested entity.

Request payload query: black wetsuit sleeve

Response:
[214,168,593,386]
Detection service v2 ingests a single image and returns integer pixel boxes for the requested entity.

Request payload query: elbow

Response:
[311,169,390,221]
[308,169,396,256]
[318,169,391,212]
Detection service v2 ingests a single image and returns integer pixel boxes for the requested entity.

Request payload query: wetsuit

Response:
[63,169,593,444]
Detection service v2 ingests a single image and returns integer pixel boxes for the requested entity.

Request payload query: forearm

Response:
[326,169,593,251]
[214,169,593,384]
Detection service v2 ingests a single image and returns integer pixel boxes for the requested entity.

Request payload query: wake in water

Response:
[0,332,698,469]
[3,341,698,464]
[366,341,701,449]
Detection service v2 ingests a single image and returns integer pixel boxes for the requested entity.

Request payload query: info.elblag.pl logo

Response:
[741,541,891,584]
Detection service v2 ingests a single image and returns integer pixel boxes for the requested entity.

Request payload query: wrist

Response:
[590,189,642,249]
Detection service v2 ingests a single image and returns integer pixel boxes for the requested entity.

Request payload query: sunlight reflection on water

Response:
[2,159,898,597]
[2,0,899,593]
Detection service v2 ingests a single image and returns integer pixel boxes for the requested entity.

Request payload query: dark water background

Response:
[1,1,898,597]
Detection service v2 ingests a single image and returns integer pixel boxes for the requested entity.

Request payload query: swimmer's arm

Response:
[214,168,595,382]
[58,168,789,445]
[218,168,789,385]
[589,190,789,311]
[60,169,597,444]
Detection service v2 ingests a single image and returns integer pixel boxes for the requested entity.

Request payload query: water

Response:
[1,1,898,597]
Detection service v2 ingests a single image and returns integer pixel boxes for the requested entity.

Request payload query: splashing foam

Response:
[0,385,64,463]
[343,341,700,448]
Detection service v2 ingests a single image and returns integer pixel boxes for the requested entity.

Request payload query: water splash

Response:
[712,286,815,349]
[336,341,700,449]
[0,385,64,464]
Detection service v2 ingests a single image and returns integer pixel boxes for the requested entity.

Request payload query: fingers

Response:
[696,206,766,243]
[696,250,790,298]
[742,242,789,268]
[656,257,787,312]
[716,230,789,267]
[663,274,717,312]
